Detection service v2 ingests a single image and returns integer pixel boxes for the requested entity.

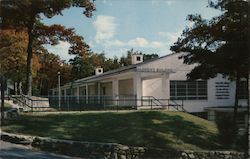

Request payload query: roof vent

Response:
[95,67,103,75]
[131,54,143,65]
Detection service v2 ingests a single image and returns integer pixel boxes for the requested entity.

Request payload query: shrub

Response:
[215,112,238,147]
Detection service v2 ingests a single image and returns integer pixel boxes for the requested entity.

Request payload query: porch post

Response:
[64,89,66,102]
[86,84,89,104]
[76,86,80,103]
[97,82,101,104]
[134,73,142,107]
[112,79,119,105]
[162,73,170,99]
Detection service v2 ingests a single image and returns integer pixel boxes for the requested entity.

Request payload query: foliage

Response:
[0,29,28,94]
[33,52,73,95]
[171,0,249,80]
[0,27,84,95]
[35,24,91,57]
[0,0,96,96]
[170,0,249,119]
[2,111,224,151]
[0,29,27,82]
[70,49,159,80]
[120,48,159,66]
[215,112,238,147]
[70,52,121,79]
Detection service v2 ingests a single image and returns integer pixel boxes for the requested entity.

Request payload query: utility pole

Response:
[247,0,250,157]
[58,71,61,111]
[248,73,250,159]
[0,75,6,125]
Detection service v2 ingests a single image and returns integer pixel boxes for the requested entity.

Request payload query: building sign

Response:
[215,82,230,99]
[136,67,174,73]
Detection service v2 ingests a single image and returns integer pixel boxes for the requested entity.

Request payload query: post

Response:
[1,75,6,125]
[86,84,89,104]
[58,71,61,111]
[112,79,119,106]
[248,73,250,159]
[97,82,101,104]
[133,73,142,108]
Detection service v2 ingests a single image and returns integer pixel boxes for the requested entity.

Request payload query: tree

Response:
[1,0,95,96]
[0,29,28,94]
[0,24,89,95]
[120,49,159,66]
[143,53,159,61]
[170,0,249,121]
[33,51,72,95]
[70,52,121,79]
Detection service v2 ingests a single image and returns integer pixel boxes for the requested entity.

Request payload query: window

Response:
[238,81,248,99]
[170,80,207,100]
[136,56,141,61]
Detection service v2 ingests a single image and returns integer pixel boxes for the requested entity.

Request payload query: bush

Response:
[215,112,238,147]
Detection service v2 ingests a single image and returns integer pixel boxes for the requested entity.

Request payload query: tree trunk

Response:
[234,72,240,122]
[1,76,5,125]
[19,82,23,95]
[14,82,17,95]
[25,23,34,96]
[247,74,250,159]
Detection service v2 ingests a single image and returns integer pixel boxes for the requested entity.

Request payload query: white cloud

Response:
[150,41,165,48]
[102,0,113,5]
[94,15,117,43]
[128,38,149,47]
[99,37,167,51]
[104,39,125,48]
[158,30,182,44]
[187,21,195,28]
[151,0,159,5]
[47,41,74,61]
[152,0,175,6]
[55,41,71,49]
[165,0,175,6]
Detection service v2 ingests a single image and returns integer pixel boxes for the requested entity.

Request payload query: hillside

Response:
[2,111,221,150]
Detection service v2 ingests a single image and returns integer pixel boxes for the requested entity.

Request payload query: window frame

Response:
[170,80,208,100]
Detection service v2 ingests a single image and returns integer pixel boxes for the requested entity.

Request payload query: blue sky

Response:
[42,0,221,61]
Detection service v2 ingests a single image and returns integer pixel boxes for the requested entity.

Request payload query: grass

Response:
[2,110,222,151]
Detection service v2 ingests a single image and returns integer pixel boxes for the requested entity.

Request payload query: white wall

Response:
[139,53,247,112]
[79,86,86,96]
[88,85,96,95]
[101,82,112,96]
[119,79,134,95]
[142,78,162,99]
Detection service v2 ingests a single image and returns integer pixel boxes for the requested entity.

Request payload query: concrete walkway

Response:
[0,140,82,159]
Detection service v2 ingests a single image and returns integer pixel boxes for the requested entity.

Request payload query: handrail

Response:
[141,96,185,112]
[169,99,185,112]
[11,95,32,109]
[142,96,163,106]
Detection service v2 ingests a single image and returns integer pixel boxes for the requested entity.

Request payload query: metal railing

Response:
[11,95,32,111]
[141,96,185,111]
[10,95,185,112]
[11,95,52,112]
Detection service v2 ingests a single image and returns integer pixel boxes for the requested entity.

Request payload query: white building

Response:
[52,53,248,118]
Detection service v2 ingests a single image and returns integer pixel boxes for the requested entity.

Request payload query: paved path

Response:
[0,140,82,159]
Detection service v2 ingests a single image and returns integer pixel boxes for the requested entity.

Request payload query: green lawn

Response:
[2,111,222,151]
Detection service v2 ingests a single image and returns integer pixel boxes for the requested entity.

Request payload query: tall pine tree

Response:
[171,0,249,120]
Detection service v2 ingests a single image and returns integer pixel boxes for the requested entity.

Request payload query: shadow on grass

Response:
[3,111,221,151]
